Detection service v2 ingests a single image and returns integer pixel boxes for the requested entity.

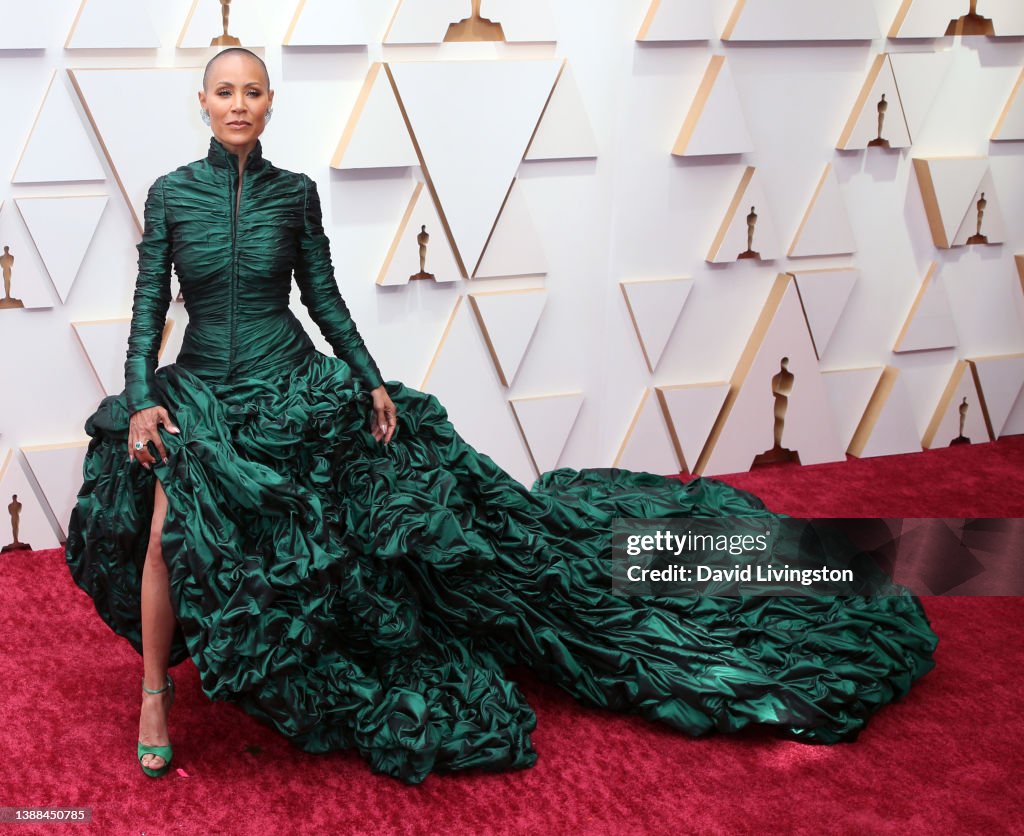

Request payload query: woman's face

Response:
[198,52,273,155]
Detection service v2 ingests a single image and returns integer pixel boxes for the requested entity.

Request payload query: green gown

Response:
[65,137,938,785]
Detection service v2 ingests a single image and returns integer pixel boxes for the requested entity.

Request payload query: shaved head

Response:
[203,47,270,90]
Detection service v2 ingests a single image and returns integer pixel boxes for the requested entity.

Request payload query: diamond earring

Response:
[265,106,273,124]
[200,107,211,126]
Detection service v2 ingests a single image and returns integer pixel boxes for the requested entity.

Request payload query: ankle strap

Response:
[142,674,172,695]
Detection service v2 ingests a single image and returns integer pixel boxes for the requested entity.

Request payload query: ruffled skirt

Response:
[65,350,938,784]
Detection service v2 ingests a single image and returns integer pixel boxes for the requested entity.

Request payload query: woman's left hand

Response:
[369,385,398,444]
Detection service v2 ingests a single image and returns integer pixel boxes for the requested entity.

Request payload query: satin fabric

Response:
[65,137,938,785]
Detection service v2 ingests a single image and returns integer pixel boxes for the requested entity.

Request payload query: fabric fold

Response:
[66,350,938,785]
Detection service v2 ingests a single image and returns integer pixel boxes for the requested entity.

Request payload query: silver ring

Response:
[134,441,144,450]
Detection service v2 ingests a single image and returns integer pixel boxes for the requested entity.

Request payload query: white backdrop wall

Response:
[0,0,1022,548]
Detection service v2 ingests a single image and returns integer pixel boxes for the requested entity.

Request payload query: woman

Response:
[65,48,939,785]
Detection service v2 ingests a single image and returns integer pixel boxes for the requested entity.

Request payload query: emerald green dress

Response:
[65,137,938,785]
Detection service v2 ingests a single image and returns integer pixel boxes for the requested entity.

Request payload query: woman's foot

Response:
[138,677,172,771]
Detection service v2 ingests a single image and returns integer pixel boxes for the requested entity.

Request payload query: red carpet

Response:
[1,437,1022,835]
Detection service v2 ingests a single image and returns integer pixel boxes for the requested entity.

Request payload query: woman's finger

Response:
[149,427,169,463]
[157,407,181,434]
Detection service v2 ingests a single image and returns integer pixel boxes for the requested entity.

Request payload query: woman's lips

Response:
[227,121,251,128]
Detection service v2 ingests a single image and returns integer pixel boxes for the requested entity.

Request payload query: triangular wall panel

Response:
[377,181,461,286]
[70,68,208,232]
[13,72,106,184]
[848,366,923,458]
[696,274,846,475]
[284,0,370,46]
[614,389,681,475]
[922,360,990,449]
[893,262,958,353]
[992,69,1024,141]
[419,296,535,485]
[0,450,61,550]
[389,59,561,276]
[333,63,418,170]
[21,442,89,540]
[656,382,729,473]
[791,268,858,360]
[475,180,547,279]
[722,0,878,40]
[510,392,584,475]
[950,171,1006,247]
[788,165,857,257]
[65,0,161,49]
[822,367,886,451]
[637,0,713,41]
[707,167,781,263]
[836,54,912,150]
[468,289,547,387]
[912,156,990,249]
[15,196,108,304]
[524,61,598,162]
[620,278,693,373]
[888,51,955,140]
[0,9,51,48]
[672,56,753,158]
[0,201,57,310]
[967,353,1024,438]
[73,318,174,397]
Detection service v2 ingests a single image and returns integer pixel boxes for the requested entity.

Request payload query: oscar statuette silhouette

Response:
[411,225,436,281]
[445,0,506,42]
[0,246,25,309]
[950,397,972,445]
[2,494,32,553]
[211,0,242,46]
[751,358,801,467]
[945,0,995,36]
[966,193,989,245]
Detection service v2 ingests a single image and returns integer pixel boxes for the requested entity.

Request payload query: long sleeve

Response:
[294,174,384,391]
[124,175,172,414]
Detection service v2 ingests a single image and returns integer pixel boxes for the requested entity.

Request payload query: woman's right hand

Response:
[128,406,180,470]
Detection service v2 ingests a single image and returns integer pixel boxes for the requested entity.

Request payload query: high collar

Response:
[206,135,266,172]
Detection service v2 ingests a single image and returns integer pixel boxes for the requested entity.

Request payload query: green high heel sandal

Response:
[137,674,175,778]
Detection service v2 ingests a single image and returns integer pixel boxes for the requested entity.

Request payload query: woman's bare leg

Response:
[138,478,175,770]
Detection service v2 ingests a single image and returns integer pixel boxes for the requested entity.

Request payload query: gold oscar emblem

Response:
[738,206,760,260]
[950,396,971,445]
[0,245,25,309]
[867,93,891,149]
[444,0,506,43]
[411,225,435,281]
[966,192,989,245]
[2,494,32,553]
[751,358,801,467]
[945,0,995,36]
[211,0,242,46]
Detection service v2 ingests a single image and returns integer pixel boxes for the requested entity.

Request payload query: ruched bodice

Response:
[124,136,383,413]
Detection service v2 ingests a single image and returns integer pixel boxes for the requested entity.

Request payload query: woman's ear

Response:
[198,89,206,109]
